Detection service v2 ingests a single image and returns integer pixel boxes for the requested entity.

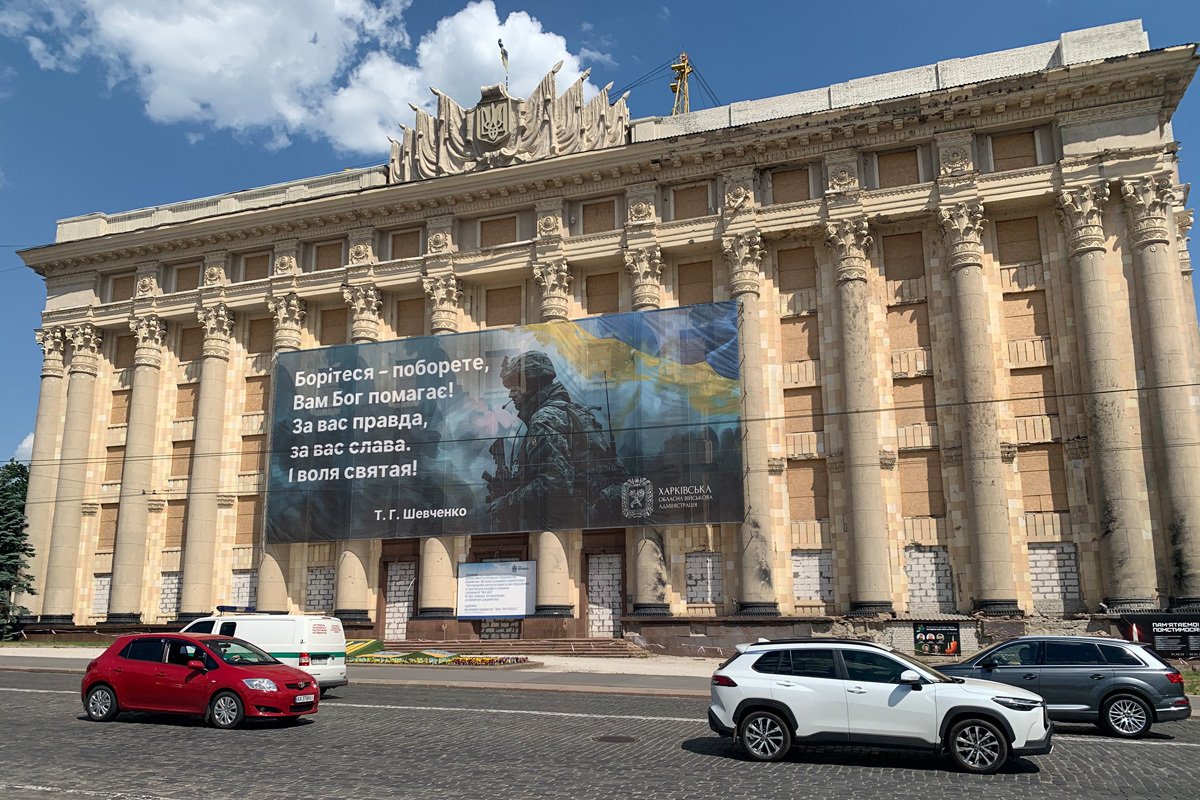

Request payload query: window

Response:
[987,641,1040,666]
[178,327,203,362]
[882,233,925,281]
[995,217,1042,264]
[242,252,270,282]
[771,167,811,204]
[480,215,519,247]
[113,335,135,370]
[390,229,421,259]
[486,287,522,327]
[320,308,348,346]
[581,199,617,234]
[175,384,198,419]
[236,496,262,546]
[777,247,817,292]
[219,621,237,636]
[1044,641,1105,666]
[676,261,713,306]
[788,649,838,679]
[586,273,619,315]
[110,390,131,426]
[164,500,187,549]
[871,147,932,189]
[246,318,273,355]
[1010,368,1058,416]
[887,304,931,350]
[780,317,819,361]
[313,241,344,271]
[1003,292,1050,339]
[672,184,710,220]
[174,263,201,292]
[899,451,945,517]
[109,274,136,303]
[893,378,935,426]
[787,461,828,520]
[1100,644,1145,667]
[841,650,907,684]
[240,435,266,473]
[98,505,118,551]
[244,375,270,414]
[751,650,789,675]
[166,639,203,666]
[104,446,124,484]
[121,639,164,662]
[1019,443,1068,512]
[784,388,823,434]
[982,126,1054,173]
[395,298,426,337]
[170,441,193,478]
[186,620,214,634]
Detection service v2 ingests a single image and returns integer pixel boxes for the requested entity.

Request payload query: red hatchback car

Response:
[82,633,319,728]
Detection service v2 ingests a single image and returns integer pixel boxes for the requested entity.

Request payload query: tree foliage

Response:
[0,459,33,639]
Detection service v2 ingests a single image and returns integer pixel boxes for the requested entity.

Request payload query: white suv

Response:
[709,638,1053,774]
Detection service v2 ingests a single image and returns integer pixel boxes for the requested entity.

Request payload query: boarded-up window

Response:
[171,441,193,478]
[314,241,343,271]
[240,435,266,473]
[582,199,617,234]
[244,376,270,414]
[991,131,1038,172]
[788,462,829,520]
[165,500,187,549]
[480,216,518,247]
[1010,367,1058,416]
[174,264,201,292]
[777,247,817,291]
[486,287,522,327]
[110,390,131,426]
[113,335,135,370]
[900,451,945,517]
[772,168,811,204]
[995,217,1041,264]
[677,261,713,306]
[390,230,421,259]
[888,304,931,350]
[110,274,136,302]
[883,233,925,280]
[179,327,203,362]
[247,318,273,354]
[877,149,920,189]
[320,308,348,346]
[1003,291,1050,338]
[236,496,262,546]
[104,446,124,483]
[894,377,935,426]
[98,505,119,551]
[242,253,270,282]
[1019,444,1068,512]
[586,272,619,315]
[785,387,823,433]
[780,317,819,361]
[175,384,198,419]
[395,298,425,337]
[673,185,709,219]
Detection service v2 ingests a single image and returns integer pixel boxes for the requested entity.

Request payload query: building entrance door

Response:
[586,552,623,638]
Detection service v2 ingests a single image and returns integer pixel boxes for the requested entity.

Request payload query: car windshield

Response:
[205,638,279,666]
[885,648,957,683]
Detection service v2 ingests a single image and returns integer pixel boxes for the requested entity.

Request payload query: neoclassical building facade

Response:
[16,21,1200,648]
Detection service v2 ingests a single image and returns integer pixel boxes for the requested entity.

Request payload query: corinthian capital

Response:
[533,259,572,321]
[342,283,383,343]
[721,231,764,297]
[35,327,66,379]
[422,273,463,334]
[1121,175,1176,248]
[824,219,872,283]
[937,202,986,273]
[129,314,167,369]
[1056,184,1109,257]
[622,246,663,310]
[198,303,235,360]
[66,323,102,376]
[267,292,306,352]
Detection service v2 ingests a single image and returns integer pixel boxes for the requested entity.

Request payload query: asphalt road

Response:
[1,670,1197,800]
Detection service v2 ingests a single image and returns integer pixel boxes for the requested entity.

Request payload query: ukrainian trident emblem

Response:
[473,86,516,147]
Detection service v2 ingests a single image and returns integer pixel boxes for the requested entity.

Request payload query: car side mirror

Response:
[900,669,923,689]
[979,658,997,671]
[186,659,207,672]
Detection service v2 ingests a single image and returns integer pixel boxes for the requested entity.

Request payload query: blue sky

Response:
[0,0,1198,462]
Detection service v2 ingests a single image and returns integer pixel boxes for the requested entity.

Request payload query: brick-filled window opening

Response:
[1019,443,1069,512]
[175,383,198,420]
[784,387,823,434]
[1010,367,1058,417]
[306,566,335,612]
[246,318,273,355]
[91,574,112,616]
[903,544,956,613]
[239,435,266,474]
[395,297,426,337]
[883,232,926,281]
[170,440,194,478]
[174,263,201,292]
[112,334,135,370]
[581,198,617,234]
[486,286,522,327]
[97,504,119,551]
[231,569,258,608]
[771,167,811,204]
[983,127,1053,173]
[685,552,724,604]
[1003,291,1050,339]
[893,377,936,426]
[390,229,422,260]
[899,451,945,517]
[672,184,710,220]
[875,149,921,189]
[236,496,262,546]
[244,375,270,414]
[241,252,270,282]
[480,215,518,247]
[109,390,131,427]
[586,272,619,315]
[164,500,187,549]
[788,461,829,521]
[178,326,203,362]
[887,303,931,351]
[676,261,713,306]
[777,247,817,293]
[994,217,1042,265]
[791,550,834,603]
[109,274,136,303]
[1029,543,1083,613]
[313,241,344,271]
[158,572,182,618]
[104,446,124,484]
[320,307,349,346]
[780,316,819,362]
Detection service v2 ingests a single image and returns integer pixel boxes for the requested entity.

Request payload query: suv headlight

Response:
[242,678,278,693]
[991,695,1042,711]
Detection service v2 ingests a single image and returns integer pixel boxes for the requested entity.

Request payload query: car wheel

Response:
[738,710,792,762]
[84,684,119,722]
[1101,693,1152,738]
[947,718,1009,775]
[209,691,245,730]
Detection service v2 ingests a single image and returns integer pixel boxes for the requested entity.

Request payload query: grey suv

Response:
[939,636,1190,738]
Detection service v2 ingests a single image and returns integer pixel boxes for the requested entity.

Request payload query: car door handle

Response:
[112,667,123,674]
[847,686,867,694]
[1090,674,1105,680]
[776,681,796,687]
[1022,674,1037,680]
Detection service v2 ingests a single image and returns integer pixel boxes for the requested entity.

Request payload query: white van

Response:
[181,612,348,693]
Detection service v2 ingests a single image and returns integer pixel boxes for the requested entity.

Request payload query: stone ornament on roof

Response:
[388,62,630,183]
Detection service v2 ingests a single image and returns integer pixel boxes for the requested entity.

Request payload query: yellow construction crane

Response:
[670,52,693,115]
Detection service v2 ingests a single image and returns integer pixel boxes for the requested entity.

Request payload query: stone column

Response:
[623,246,663,311]
[533,259,571,323]
[40,323,102,623]
[1122,176,1200,607]
[415,274,463,620]
[825,219,892,615]
[106,314,167,623]
[178,303,234,620]
[256,292,307,612]
[1057,185,1157,609]
[937,202,1021,616]
[16,328,66,619]
[723,231,779,615]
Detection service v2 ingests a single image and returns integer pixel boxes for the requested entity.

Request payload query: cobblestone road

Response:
[1,671,1195,800]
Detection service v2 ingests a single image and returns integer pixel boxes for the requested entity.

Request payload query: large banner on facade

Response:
[265,302,743,542]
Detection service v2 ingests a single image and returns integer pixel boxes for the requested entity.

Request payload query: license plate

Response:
[311,656,327,664]
[295,694,315,703]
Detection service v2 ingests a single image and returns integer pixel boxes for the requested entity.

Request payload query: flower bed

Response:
[348,650,529,667]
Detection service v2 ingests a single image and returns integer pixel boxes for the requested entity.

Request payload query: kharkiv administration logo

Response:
[621,477,653,519]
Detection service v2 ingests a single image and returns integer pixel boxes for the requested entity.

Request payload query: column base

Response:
[333,608,371,624]
[1169,596,1200,612]
[38,614,74,625]
[531,605,574,618]
[103,613,143,625]
[847,602,894,618]
[737,601,781,617]
[973,599,1023,617]
[414,607,456,620]
[631,603,672,617]
[1103,597,1159,613]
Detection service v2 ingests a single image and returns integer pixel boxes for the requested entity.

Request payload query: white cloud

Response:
[13,432,33,462]
[1,0,612,156]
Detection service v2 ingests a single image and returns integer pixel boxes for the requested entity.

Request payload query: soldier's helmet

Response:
[500,351,557,389]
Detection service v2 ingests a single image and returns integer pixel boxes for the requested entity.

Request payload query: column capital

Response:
[268,292,306,352]
[342,282,383,343]
[1056,183,1110,257]
[623,245,663,310]
[198,303,235,360]
[1121,175,1176,248]
[66,323,102,376]
[824,218,872,283]
[937,201,987,273]
[422,273,463,334]
[129,313,167,369]
[721,230,765,297]
[533,258,572,321]
[35,327,66,379]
